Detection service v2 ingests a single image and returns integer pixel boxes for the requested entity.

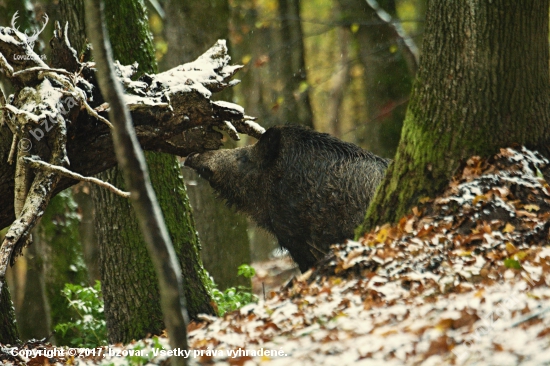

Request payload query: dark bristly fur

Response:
[185,125,389,272]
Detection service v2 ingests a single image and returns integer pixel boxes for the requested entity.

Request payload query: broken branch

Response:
[24,157,130,198]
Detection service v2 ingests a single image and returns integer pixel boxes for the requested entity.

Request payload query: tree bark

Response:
[0,0,37,343]
[85,0,190,358]
[92,169,164,342]
[163,0,252,290]
[277,0,314,128]
[59,0,87,57]
[359,0,550,233]
[0,284,19,344]
[84,0,214,344]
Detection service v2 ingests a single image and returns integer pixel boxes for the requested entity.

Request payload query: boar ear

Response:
[257,127,282,164]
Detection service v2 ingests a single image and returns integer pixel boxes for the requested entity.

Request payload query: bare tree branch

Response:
[24,157,130,198]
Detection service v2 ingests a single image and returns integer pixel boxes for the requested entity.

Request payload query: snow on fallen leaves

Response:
[187,147,550,365]
[2,147,550,366]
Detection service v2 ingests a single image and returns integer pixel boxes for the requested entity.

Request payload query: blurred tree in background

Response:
[161,0,253,291]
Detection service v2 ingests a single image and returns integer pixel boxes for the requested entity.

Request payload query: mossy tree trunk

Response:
[59,0,215,343]
[0,284,19,344]
[97,0,214,343]
[359,0,550,233]
[162,0,252,290]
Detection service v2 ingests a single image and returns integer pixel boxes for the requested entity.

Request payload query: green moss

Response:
[104,0,157,74]
[92,0,215,343]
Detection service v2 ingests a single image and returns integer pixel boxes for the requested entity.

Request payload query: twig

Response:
[43,71,114,129]
[0,85,6,128]
[12,67,75,79]
[510,306,550,328]
[0,105,42,124]
[0,53,14,77]
[23,157,130,198]
[82,96,114,129]
[8,136,17,164]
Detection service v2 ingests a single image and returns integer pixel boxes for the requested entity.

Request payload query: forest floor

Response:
[2,146,550,365]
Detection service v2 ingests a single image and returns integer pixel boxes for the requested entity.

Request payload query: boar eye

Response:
[238,154,249,163]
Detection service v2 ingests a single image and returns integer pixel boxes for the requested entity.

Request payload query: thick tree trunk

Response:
[360,0,550,233]
[85,0,214,343]
[92,169,165,341]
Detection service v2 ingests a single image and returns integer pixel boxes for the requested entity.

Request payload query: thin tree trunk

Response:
[277,0,314,128]
[15,235,51,342]
[230,0,280,261]
[360,0,550,233]
[163,0,252,290]
[184,169,251,290]
[327,23,351,139]
[72,183,100,282]
[338,0,415,158]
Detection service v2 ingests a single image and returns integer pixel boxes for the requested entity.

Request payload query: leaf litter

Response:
[2,146,550,365]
